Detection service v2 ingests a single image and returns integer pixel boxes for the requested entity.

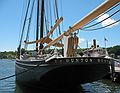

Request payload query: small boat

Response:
[16,0,119,89]
[83,39,109,58]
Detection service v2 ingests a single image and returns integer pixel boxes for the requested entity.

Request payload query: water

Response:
[0,59,15,93]
[0,59,120,93]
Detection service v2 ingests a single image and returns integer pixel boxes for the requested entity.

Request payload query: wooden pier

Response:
[106,59,120,82]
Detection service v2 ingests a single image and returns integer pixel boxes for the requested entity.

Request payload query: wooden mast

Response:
[36,0,40,52]
[39,0,44,50]
[42,0,120,50]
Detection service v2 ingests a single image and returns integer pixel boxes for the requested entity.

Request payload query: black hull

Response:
[16,57,110,89]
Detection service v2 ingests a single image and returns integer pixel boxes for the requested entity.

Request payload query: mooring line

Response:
[0,65,39,80]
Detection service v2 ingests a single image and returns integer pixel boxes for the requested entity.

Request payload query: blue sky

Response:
[0,0,120,51]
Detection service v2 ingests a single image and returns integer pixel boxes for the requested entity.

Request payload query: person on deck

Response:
[73,32,79,50]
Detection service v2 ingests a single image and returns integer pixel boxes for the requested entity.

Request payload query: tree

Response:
[107,45,120,58]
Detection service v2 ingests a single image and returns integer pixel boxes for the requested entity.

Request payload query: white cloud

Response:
[96,14,119,28]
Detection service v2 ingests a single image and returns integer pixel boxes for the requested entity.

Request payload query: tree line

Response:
[0,51,16,59]
[0,45,120,59]
[107,45,120,58]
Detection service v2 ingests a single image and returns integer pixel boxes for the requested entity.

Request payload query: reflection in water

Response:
[15,83,85,93]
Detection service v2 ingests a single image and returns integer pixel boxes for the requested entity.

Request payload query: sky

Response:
[0,0,120,52]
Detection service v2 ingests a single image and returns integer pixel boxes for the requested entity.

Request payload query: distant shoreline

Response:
[0,45,120,59]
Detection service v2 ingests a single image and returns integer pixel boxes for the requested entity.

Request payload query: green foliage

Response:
[0,45,120,59]
[107,45,120,58]
[0,51,16,59]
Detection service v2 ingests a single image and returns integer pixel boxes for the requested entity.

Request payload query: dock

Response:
[106,59,120,82]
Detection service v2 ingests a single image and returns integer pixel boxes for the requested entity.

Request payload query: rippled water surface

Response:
[0,59,120,93]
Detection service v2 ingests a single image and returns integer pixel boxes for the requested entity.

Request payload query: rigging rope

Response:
[53,0,59,38]
[84,3,120,27]
[45,0,49,32]
[45,13,49,34]
[54,0,63,45]
[19,0,31,49]
[55,0,61,35]
[49,0,53,29]
[79,19,120,31]
[24,0,35,50]
[53,0,57,22]
[82,9,120,29]
[18,0,27,46]
[60,0,64,33]
[0,64,39,81]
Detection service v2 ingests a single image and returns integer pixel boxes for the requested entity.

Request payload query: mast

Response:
[36,0,40,52]
[39,0,44,49]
